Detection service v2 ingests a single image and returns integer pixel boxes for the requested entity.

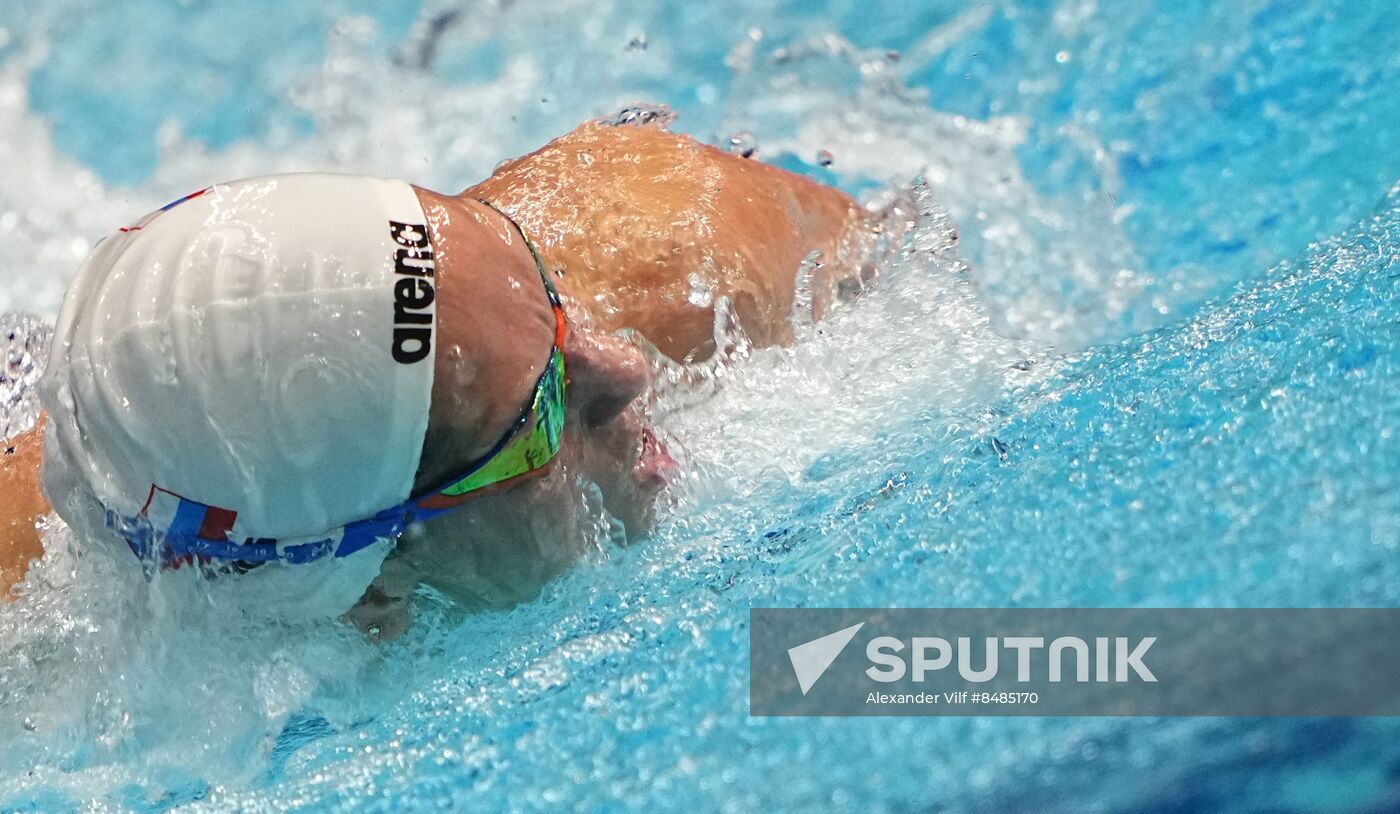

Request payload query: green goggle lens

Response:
[439,346,567,498]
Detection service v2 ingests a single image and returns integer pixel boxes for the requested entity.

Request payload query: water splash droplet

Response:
[710,296,752,366]
[598,104,676,128]
[905,177,959,258]
[687,273,713,308]
[724,131,757,158]
[789,250,823,333]
[0,314,50,439]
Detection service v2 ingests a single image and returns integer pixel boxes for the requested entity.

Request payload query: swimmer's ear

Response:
[345,584,412,641]
[345,555,420,641]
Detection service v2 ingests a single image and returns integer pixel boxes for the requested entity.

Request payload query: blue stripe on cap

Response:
[283,539,335,564]
[335,510,406,558]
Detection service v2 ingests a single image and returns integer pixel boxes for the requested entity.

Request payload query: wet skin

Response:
[0,421,46,596]
[0,120,868,632]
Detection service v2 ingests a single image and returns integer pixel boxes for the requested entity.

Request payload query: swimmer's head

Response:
[41,174,670,619]
[41,174,440,614]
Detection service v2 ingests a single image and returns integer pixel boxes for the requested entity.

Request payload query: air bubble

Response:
[724,131,757,158]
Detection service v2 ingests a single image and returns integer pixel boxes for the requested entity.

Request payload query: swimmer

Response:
[0,114,875,636]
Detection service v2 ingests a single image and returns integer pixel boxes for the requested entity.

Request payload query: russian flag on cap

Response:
[140,484,239,542]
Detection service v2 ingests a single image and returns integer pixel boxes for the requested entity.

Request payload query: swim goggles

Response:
[113,200,568,567]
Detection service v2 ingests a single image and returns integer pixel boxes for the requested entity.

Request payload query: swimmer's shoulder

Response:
[465,116,870,357]
[466,120,722,275]
[531,117,704,153]
[478,120,708,194]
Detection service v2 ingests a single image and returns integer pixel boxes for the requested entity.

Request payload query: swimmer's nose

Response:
[565,329,649,427]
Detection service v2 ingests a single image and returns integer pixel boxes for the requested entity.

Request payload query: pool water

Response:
[1,1,1398,811]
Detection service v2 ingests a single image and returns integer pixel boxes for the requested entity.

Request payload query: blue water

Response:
[0,1,1398,812]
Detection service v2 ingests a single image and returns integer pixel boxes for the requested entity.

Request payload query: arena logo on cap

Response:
[388,221,436,364]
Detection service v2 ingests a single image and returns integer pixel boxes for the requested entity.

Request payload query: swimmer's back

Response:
[468,121,869,361]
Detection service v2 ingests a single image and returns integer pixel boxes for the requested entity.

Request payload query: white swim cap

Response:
[41,174,438,596]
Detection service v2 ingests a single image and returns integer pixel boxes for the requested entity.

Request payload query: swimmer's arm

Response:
[0,417,49,597]
[468,121,872,357]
